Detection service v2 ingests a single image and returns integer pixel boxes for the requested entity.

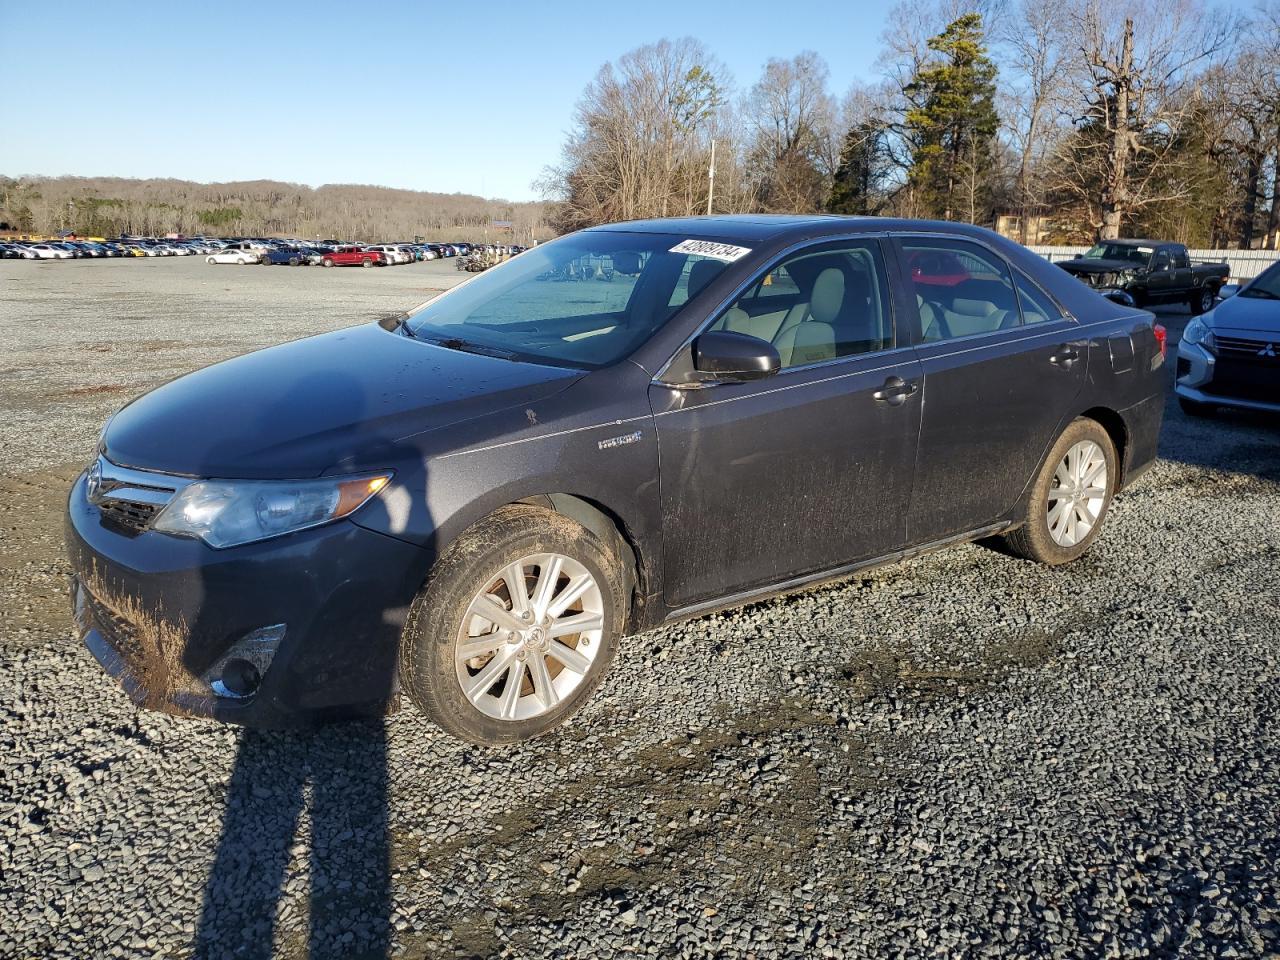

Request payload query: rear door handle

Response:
[1050,345,1080,367]
[873,376,919,406]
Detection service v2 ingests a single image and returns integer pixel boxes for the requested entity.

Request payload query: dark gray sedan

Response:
[67,216,1165,744]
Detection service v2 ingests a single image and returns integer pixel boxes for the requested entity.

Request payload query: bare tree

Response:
[540,39,731,230]
[744,52,836,212]
[996,0,1078,241]
[1063,0,1234,239]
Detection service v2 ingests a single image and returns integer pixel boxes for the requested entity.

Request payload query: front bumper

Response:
[66,470,434,728]
[1176,341,1280,414]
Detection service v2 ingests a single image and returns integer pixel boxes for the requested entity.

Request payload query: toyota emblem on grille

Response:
[86,459,103,503]
[1259,343,1278,358]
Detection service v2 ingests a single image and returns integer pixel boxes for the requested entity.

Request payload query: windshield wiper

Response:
[415,334,517,360]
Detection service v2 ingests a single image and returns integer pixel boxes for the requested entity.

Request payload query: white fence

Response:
[1028,245,1280,282]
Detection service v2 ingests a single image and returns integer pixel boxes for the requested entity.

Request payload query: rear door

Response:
[896,235,1088,545]
[651,237,922,609]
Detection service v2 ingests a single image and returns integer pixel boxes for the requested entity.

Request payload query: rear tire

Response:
[322,258,334,268]
[362,257,373,267]
[1003,418,1117,565]
[398,505,624,745]
[1188,286,1216,315]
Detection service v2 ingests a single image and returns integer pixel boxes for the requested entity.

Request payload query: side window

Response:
[1172,247,1189,269]
[717,240,893,369]
[901,238,1021,342]
[1153,249,1170,271]
[1013,271,1064,326]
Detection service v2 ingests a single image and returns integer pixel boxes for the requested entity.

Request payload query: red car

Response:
[320,246,386,268]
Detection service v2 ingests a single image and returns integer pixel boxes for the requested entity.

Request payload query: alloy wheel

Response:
[455,553,604,722]
[1046,440,1108,547]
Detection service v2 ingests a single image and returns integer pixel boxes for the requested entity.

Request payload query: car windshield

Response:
[1083,243,1152,265]
[404,230,738,368]
[1240,262,1280,300]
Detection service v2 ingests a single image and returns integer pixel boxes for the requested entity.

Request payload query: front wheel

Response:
[1189,286,1216,315]
[1003,418,1117,565]
[362,257,373,267]
[399,505,624,745]
[322,258,334,268]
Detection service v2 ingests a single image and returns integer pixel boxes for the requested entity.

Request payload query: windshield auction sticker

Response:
[669,239,752,263]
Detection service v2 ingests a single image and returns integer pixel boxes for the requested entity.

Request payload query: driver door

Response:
[650,238,922,609]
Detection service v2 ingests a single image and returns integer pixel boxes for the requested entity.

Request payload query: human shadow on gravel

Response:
[194,725,391,960]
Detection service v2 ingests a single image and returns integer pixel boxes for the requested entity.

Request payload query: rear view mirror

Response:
[694,331,780,381]
[1218,283,1239,299]
[611,252,642,275]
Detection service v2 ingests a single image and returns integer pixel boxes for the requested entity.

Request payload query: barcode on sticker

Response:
[669,239,752,262]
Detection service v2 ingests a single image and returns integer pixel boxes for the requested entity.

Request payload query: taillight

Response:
[1153,323,1167,359]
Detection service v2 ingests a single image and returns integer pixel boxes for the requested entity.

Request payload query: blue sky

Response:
[0,0,900,201]
[0,0,1257,202]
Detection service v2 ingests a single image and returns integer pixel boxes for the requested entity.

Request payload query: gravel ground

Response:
[1,257,1278,960]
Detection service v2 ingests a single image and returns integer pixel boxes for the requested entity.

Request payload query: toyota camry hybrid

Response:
[67,216,1165,744]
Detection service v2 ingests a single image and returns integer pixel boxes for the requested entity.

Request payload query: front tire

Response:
[322,257,334,268]
[399,505,624,745]
[1003,418,1117,565]
[362,257,373,267]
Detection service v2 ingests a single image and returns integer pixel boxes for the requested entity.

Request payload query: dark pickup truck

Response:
[1057,240,1229,315]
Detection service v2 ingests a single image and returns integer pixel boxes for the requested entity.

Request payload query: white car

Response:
[206,249,260,265]
[369,244,412,265]
[25,243,73,260]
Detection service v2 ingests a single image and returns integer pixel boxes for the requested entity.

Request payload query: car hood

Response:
[1057,258,1141,276]
[1210,294,1280,335]
[104,324,584,478]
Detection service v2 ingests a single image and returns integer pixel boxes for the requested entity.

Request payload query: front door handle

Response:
[873,376,919,406]
[1050,345,1080,367]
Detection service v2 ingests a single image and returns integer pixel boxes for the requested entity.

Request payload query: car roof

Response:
[1099,238,1163,247]
[584,214,1015,245]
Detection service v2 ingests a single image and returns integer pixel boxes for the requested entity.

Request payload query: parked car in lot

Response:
[206,249,260,265]
[1057,240,1229,314]
[319,246,385,267]
[25,243,74,259]
[261,247,309,266]
[1176,259,1280,416]
[67,216,1165,745]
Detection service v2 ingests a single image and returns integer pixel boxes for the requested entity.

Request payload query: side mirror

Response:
[694,331,780,381]
[1073,253,1083,259]
[1102,290,1136,307]
[1218,284,1239,299]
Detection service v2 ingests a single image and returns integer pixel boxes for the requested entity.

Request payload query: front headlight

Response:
[153,473,391,548]
[1182,318,1216,352]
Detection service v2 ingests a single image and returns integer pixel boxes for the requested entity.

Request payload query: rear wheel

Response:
[289,257,299,266]
[362,257,373,267]
[399,505,624,745]
[1189,286,1216,315]
[1003,418,1117,565]
[322,257,334,268]
[236,258,247,265]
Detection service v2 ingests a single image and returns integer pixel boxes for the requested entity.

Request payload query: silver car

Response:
[1177,260,1280,416]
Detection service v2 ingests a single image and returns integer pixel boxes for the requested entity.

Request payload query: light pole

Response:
[706,140,716,216]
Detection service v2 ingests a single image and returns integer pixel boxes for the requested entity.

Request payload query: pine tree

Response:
[828,120,888,215]
[903,14,1000,222]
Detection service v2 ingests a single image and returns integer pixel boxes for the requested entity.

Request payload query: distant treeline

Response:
[0,176,553,242]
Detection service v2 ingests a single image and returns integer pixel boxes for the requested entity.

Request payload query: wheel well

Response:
[1079,407,1129,485]
[513,494,645,632]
